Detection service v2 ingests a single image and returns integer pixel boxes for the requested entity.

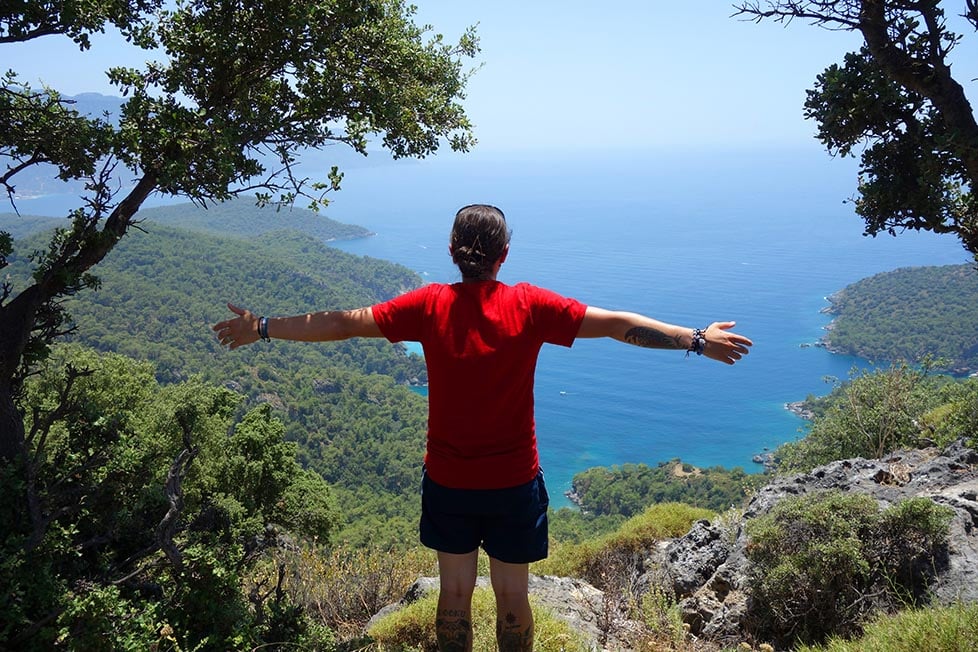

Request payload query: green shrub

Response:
[55,585,167,651]
[630,586,689,651]
[366,587,591,652]
[776,365,943,473]
[2,346,341,650]
[744,491,954,648]
[796,602,978,652]
[919,377,978,450]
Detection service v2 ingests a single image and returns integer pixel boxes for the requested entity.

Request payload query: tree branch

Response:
[965,1,978,30]
[156,415,198,571]
[732,1,862,29]
[859,0,978,183]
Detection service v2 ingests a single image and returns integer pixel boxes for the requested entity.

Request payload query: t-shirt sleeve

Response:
[522,283,588,347]
[371,285,431,343]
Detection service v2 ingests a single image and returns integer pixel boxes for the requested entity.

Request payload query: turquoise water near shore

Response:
[325,147,970,507]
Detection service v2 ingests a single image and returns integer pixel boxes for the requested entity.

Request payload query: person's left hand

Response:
[702,321,753,365]
[212,303,259,350]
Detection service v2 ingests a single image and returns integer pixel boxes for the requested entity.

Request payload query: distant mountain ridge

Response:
[1,196,374,243]
[65,92,125,120]
[140,197,374,241]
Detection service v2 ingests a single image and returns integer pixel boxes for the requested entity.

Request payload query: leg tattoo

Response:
[496,611,533,652]
[436,611,472,652]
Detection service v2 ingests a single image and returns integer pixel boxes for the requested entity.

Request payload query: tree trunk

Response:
[0,383,25,463]
[0,173,159,462]
[0,287,42,463]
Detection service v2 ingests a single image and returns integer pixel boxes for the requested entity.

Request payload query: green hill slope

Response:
[0,213,63,239]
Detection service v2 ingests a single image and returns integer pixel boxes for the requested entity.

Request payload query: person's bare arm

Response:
[576,306,752,365]
[212,303,383,350]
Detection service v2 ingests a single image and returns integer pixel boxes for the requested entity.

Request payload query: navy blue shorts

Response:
[419,468,550,564]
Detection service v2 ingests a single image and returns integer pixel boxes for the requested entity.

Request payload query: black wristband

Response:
[687,328,706,357]
[258,316,271,342]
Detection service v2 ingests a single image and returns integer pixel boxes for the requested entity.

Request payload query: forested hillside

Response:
[5,212,429,546]
[570,461,767,518]
[822,264,978,373]
[0,213,63,239]
[0,197,374,243]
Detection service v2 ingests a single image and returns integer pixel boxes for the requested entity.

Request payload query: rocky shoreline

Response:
[784,400,814,420]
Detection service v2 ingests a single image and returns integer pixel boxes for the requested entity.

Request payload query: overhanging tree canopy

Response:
[734,1,978,257]
[0,0,478,461]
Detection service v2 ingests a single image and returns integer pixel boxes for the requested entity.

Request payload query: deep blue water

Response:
[12,147,971,508]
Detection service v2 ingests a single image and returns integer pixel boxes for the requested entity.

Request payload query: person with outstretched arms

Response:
[213,203,752,652]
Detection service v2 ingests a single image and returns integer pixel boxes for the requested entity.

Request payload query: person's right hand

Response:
[702,321,753,365]
[212,303,260,350]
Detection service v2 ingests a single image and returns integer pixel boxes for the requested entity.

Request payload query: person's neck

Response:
[461,259,503,283]
[462,274,496,283]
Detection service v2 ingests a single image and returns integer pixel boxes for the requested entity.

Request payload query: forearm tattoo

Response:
[624,326,683,350]
[436,615,472,652]
[497,612,533,652]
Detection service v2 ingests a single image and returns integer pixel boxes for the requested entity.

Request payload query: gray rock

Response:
[662,519,734,599]
[649,438,978,640]
[528,574,607,648]
[923,479,978,603]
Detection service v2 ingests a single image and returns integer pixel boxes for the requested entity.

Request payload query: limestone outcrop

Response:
[649,439,978,640]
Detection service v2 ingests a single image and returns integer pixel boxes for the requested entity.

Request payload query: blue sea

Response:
[14,146,971,508]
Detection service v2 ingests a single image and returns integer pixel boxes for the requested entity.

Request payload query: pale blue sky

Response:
[7,2,977,151]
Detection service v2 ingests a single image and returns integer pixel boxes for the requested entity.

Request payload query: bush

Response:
[776,365,943,473]
[628,585,690,652]
[919,377,978,451]
[2,346,341,650]
[744,491,954,648]
[55,585,168,651]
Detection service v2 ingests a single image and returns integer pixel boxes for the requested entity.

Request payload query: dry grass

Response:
[285,543,438,639]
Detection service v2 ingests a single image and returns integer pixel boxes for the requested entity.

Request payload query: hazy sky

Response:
[7,2,977,151]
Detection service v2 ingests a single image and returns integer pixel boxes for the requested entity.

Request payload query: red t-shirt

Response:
[372,281,587,489]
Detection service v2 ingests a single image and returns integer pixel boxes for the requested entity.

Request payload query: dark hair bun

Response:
[450,205,511,279]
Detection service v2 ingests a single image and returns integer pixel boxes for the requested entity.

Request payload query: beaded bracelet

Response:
[687,328,706,357]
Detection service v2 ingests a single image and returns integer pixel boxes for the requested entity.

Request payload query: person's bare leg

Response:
[436,550,478,652]
[489,556,533,651]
